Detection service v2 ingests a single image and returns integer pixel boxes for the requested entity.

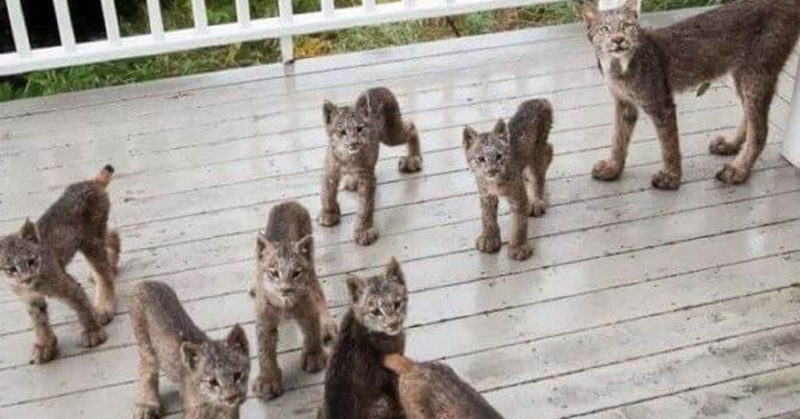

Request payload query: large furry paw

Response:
[95,306,114,326]
[709,136,741,156]
[81,328,108,348]
[252,373,284,400]
[133,404,161,419]
[529,199,547,217]
[343,175,358,192]
[30,339,59,364]
[302,349,328,373]
[321,318,339,345]
[508,243,533,261]
[354,227,379,246]
[317,211,341,227]
[475,234,502,254]
[716,163,750,185]
[398,156,423,173]
[592,159,622,181]
[651,170,681,190]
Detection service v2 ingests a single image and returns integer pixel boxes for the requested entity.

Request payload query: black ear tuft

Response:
[225,324,249,356]
[323,100,338,125]
[294,234,313,257]
[256,231,273,260]
[19,219,38,243]
[463,126,479,150]
[347,274,366,303]
[385,257,405,285]
[493,119,509,142]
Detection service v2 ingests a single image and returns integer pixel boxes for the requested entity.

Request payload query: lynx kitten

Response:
[463,99,554,261]
[251,201,338,400]
[318,87,423,246]
[0,165,120,364]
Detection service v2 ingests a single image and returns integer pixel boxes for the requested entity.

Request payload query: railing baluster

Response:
[404,0,415,8]
[100,0,121,44]
[363,0,376,12]
[6,0,31,56]
[278,0,294,65]
[53,0,77,52]
[146,0,166,40]
[235,0,251,26]
[321,0,335,17]
[191,0,209,33]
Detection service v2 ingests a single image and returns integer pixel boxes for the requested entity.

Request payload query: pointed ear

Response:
[493,119,509,142]
[294,234,313,257]
[356,91,372,120]
[180,342,203,372]
[580,0,600,23]
[622,0,639,16]
[347,274,366,303]
[256,231,273,260]
[463,126,479,150]
[19,219,38,243]
[385,257,405,286]
[225,324,249,356]
[323,100,337,125]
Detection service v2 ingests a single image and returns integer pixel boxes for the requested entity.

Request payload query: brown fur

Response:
[251,201,338,400]
[129,281,250,419]
[318,258,408,419]
[383,354,504,419]
[581,0,800,189]
[0,165,120,364]
[318,87,423,246]
[463,99,554,261]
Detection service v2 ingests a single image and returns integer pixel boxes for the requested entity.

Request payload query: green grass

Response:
[0,0,719,102]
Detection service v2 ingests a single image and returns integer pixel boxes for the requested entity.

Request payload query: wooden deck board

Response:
[1,8,800,419]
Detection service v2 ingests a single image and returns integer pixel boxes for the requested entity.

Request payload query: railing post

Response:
[278,0,294,72]
[363,0,376,12]
[321,0,335,17]
[236,0,251,26]
[100,0,122,45]
[52,0,77,52]
[146,0,165,41]
[191,0,209,33]
[6,0,31,56]
[782,64,800,167]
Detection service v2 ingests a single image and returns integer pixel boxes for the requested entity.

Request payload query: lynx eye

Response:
[356,125,366,134]
[371,307,382,317]
[476,156,486,164]
[338,129,346,137]
[599,25,611,34]
[292,268,302,279]
[6,266,17,275]
[209,378,220,388]
[27,258,36,268]
[233,372,243,383]
[268,268,279,278]
[394,300,403,310]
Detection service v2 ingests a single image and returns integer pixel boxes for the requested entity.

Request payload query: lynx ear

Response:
[347,274,367,303]
[180,342,204,372]
[19,219,38,243]
[225,324,249,356]
[385,257,405,286]
[323,100,337,125]
[493,119,509,143]
[294,235,313,257]
[580,0,600,23]
[256,231,274,260]
[356,91,372,120]
[463,126,479,150]
[622,0,640,16]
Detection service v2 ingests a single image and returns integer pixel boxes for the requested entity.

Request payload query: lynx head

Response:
[348,257,408,336]
[581,0,641,62]
[256,233,314,308]
[323,93,374,155]
[180,324,250,408]
[463,119,513,183]
[0,220,45,289]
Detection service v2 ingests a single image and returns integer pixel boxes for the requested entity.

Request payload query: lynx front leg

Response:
[131,308,162,419]
[354,173,379,246]
[398,120,423,173]
[82,238,117,325]
[527,143,553,217]
[296,299,328,373]
[475,191,501,254]
[507,187,533,261]
[310,281,338,344]
[52,271,107,347]
[252,304,284,400]
[26,297,59,364]
[318,157,342,227]
[648,103,682,190]
[593,98,638,181]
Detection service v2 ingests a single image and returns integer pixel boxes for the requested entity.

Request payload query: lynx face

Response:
[256,234,314,308]
[348,258,408,336]
[0,220,44,288]
[323,100,372,156]
[463,120,514,184]
[180,325,250,408]
[583,0,641,62]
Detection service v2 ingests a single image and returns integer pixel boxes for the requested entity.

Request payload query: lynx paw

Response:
[317,211,341,227]
[592,159,622,181]
[529,199,547,217]
[398,156,423,173]
[509,243,533,261]
[81,328,108,348]
[302,349,328,373]
[343,175,358,192]
[476,234,502,254]
[133,404,161,419]
[95,307,114,326]
[716,163,750,184]
[355,227,379,246]
[651,170,681,190]
[321,319,339,345]
[252,373,284,400]
[709,136,741,156]
[30,339,59,364]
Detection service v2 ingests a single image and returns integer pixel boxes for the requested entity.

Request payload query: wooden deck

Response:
[1,8,800,419]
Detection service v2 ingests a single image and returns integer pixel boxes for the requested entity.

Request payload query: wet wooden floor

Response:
[0,8,799,419]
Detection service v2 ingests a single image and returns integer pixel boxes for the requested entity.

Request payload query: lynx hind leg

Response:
[710,118,746,156]
[129,293,163,418]
[82,238,117,325]
[27,297,59,364]
[397,120,423,173]
[106,230,121,276]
